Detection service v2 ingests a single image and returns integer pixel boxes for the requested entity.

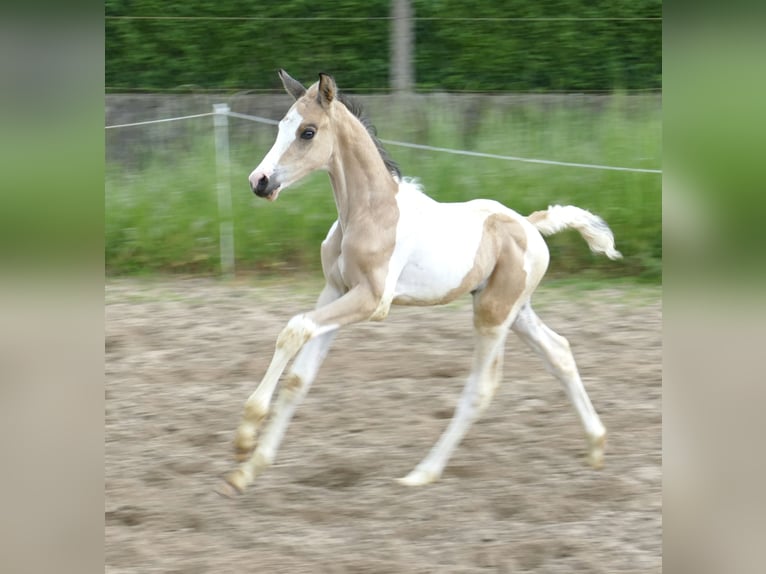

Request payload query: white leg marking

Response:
[511,304,607,467]
[227,284,343,490]
[233,314,319,458]
[397,325,509,486]
[240,329,338,479]
[255,314,319,401]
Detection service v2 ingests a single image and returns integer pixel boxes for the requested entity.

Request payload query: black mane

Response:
[337,92,402,179]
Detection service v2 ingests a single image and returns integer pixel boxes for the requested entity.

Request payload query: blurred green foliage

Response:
[105,0,661,92]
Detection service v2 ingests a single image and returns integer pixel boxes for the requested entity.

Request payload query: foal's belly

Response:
[393,257,483,305]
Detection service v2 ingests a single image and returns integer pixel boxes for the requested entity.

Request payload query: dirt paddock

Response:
[106,277,661,573]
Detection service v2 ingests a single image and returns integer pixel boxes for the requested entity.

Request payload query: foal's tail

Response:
[527,205,622,260]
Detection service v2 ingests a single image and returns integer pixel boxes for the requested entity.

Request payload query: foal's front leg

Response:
[220,284,382,495]
[232,284,342,461]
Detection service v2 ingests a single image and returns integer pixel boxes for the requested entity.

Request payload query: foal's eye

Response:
[300,128,315,140]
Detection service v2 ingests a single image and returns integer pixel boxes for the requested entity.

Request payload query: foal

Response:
[218,70,622,496]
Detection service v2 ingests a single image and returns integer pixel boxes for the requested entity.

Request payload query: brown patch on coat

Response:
[526,210,548,225]
[437,214,528,311]
[472,215,528,329]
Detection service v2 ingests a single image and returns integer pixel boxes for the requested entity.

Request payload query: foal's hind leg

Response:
[511,303,607,468]
[398,245,528,486]
[396,322,510,486]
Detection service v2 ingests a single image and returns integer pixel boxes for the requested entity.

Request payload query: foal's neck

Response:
[327,107,398,229]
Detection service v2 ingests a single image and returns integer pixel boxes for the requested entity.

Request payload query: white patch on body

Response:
[388,180,517,305]
[322,220,340,247]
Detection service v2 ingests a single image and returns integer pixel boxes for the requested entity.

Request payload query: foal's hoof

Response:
[587,434,606,469]
[214,480,243,499]
[215,469,249,498]
[396,468,438,487]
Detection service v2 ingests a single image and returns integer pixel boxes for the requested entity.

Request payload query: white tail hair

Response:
[529,205,622,260]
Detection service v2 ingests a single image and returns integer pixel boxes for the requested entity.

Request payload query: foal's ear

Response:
[317,73,336,108]
[278,69,306,100]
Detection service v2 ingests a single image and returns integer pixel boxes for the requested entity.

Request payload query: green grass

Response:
[106,94,661,280]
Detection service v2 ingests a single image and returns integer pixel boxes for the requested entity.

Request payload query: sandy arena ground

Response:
[106,277,661,573]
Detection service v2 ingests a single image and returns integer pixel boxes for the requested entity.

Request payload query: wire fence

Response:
[106,102,661,276]
[106,16,662,21]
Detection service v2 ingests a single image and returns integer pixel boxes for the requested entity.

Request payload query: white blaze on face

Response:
[249,107,304,186]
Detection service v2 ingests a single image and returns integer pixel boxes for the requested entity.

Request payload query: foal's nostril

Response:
[255,175,269,193]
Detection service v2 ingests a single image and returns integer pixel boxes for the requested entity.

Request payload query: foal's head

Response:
[249,70,401,202]
[248,70,339,202]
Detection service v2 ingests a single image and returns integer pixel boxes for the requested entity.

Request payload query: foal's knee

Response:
[548,333,579,377]
[277,315,317,352]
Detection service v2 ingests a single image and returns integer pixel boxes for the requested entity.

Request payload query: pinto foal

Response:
[218,70,622,496]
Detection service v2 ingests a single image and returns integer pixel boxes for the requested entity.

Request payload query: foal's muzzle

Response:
[252,175,270,196]
[249,173,282,201]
